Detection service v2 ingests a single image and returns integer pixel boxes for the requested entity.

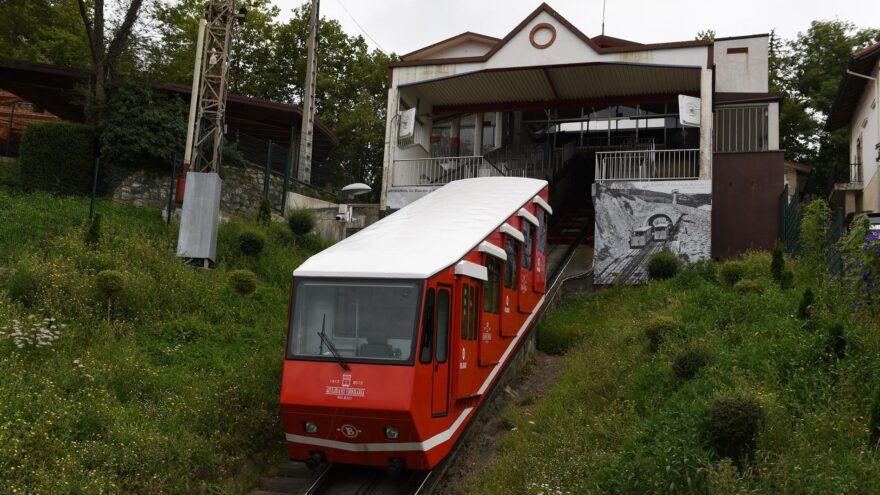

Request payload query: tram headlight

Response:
[384,427,399,440]
[304,421,318,434]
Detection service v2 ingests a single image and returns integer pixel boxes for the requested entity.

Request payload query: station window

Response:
[436,289,450,363]
[504,236,519,289]
[419,288,435,364]
[484,257,501,313]
[522,222,533,270]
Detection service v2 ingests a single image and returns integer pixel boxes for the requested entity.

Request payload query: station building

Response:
[380,3,784,283]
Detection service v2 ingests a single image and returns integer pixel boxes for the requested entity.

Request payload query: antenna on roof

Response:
[601,0,607,35]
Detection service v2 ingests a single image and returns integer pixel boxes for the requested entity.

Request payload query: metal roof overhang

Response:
[398,62,702,114]
[826,43,880,132]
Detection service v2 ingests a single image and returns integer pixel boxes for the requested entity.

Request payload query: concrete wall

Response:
[712,151,784,260]
[714,36,770,93]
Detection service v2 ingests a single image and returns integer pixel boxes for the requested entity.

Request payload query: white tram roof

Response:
[293,177,548,279]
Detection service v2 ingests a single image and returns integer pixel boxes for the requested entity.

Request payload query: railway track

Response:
[250,225,591,495]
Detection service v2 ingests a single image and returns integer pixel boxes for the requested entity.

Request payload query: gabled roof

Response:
[401,32,500,62]
[294,177,548,279]
[827,41,880,132]
[390,3,711,68]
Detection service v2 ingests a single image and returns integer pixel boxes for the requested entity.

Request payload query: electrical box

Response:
[176,172,221,263]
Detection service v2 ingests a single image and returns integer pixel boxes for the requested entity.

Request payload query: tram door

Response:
[500,235,520,337]
[455,276,480,398]
[431,286,452,416]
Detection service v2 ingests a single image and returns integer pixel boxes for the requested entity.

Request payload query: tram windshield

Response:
[287,279,422,363]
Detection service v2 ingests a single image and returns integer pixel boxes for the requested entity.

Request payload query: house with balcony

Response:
[827,42,880,218]
[380,3,783,281]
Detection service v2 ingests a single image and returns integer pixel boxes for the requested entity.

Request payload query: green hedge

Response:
[19,121,96,195]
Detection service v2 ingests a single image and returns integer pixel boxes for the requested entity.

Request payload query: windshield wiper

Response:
[317,314,349,371]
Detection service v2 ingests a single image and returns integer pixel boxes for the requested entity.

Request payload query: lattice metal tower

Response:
[190,0,243,173]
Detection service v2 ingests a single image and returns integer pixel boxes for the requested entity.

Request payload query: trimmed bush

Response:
[229,270,258,295]
[825,323,846,360]
[770,243,785,282]
[644,316,676,352]
[298,232,326,254]
[733,279,763,294]
[85,213,102,247]
[237,230,266,256]
[6,262,38,306]
[797,288,814,320]
[717,261,746,287]
[708,392,764,461]
[780,270,795,289]
[673,347,709,379]
[647,249,680,280]
[95,270,125,300]
[257,196,272,225]
[19,121,96,195]
[287,208,316,236]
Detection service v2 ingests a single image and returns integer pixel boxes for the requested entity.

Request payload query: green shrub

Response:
[707,392,764,461]
[869,387,880,449]
[5,261,39,306]
[19,121,96,195]
[229,270,258,295]
[298,232,326,254]
[770,243,785,282]
[733,279,763,294]
[537,321,581,355]
[673,347,709,379]
[95,270,125,300]
[780,270,795,289]
[287,208,316,236]
[644,316,676,352]
[0,161,21,188]
[257,196,272,225]
[800,199,831,266]
[237,230,265,256]
[85,213,102,247]
[717,261,746,287]
[825,323,846,360]
[647,249,680,280]
[797,288,814,320]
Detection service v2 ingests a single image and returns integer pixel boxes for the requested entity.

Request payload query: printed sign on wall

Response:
[594,180,712,285]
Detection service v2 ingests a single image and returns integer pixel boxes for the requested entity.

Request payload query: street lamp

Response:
[337,183,372,239]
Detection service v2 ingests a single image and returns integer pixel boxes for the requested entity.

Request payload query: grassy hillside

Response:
[0,187,324,493]
[468,252,880,494]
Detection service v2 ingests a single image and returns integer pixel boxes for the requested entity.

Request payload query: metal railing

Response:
[715,105,769,153]
[595,149,700,181]
[390,156,504,186]
[577,136,655,150]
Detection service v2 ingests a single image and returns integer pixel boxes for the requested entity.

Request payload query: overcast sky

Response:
[270,0,879,55]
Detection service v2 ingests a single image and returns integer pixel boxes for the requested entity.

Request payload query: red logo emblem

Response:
[339,424,359,439]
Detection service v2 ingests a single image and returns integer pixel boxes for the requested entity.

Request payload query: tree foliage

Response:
[770,22,880,194]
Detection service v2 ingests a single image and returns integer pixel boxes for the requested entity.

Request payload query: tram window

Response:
[537,210,547,254]
[503,236,519,289]
[484,258,500,313]
[419,288,435,364]
[522,222,533,269]
[436,289,450,363]
[468,285,477,340]
[461,284,469,339]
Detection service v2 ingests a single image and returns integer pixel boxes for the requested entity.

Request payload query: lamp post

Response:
[337,182,371,240]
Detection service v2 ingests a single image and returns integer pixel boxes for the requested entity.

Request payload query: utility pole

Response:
[297,0,320,184]
[176,0,245,267]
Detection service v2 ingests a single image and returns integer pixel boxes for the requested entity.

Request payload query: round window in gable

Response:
[529,23,557,49]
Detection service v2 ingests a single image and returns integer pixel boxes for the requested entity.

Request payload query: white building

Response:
[828,42,880,217]
[381,3,784,270]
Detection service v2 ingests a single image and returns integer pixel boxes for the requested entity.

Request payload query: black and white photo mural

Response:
[594,180,712,285]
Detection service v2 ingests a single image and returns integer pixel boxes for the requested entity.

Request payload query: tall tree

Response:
[0,0,91,69]
[75,0,146,123]
[771,20,879,194]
